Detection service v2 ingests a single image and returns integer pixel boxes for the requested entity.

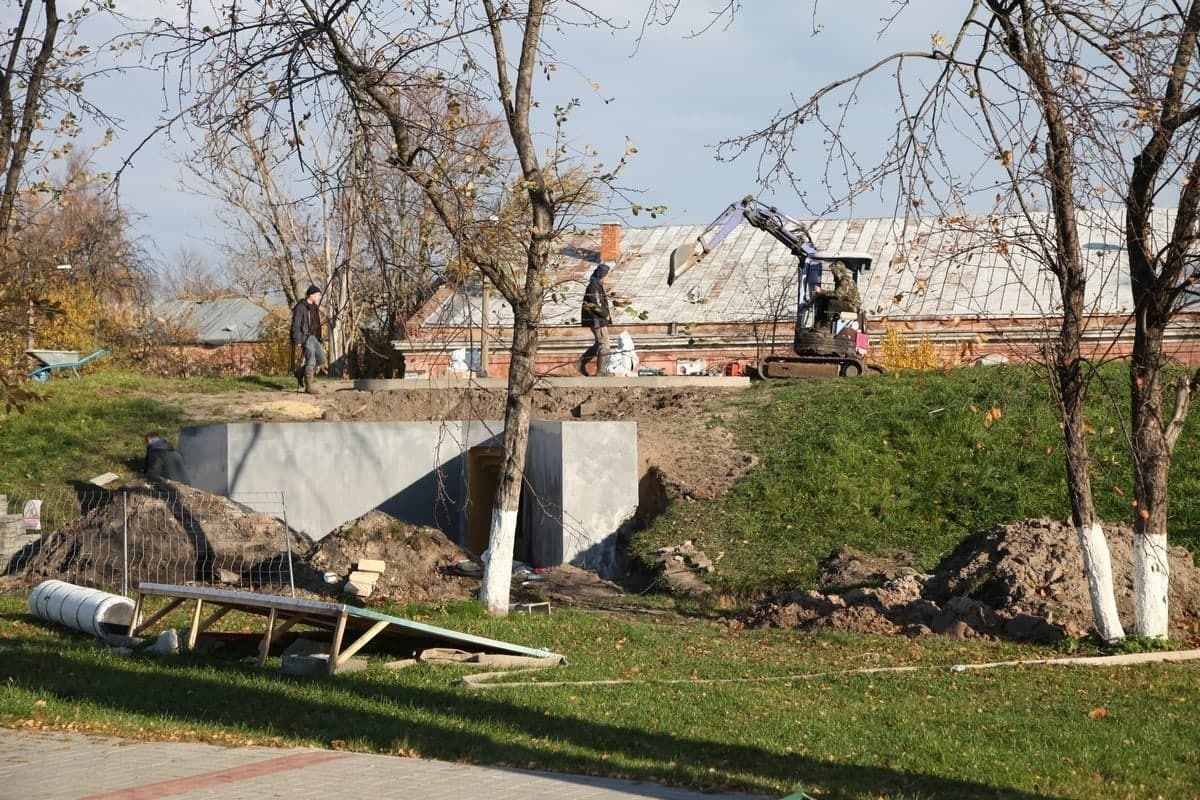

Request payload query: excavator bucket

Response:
[668,240,703,286]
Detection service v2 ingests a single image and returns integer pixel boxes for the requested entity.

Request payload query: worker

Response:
[811,261,860,329]
[143,433,191,484]
[578,262,613,376]
[290,284,325,394]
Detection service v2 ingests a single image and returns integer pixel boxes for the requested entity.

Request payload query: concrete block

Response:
[384,659,416,671]
[348,570,380,585]
[281,652,368,677]
[280,638,329,659]
[345,582,374,599]
[355,559,386,573]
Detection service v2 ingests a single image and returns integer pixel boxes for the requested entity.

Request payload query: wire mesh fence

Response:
[0,483,300,597]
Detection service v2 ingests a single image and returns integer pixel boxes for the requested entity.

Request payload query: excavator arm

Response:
[668,196,814,286]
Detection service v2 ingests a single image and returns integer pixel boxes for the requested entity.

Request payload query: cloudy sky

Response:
[71,1,962,272]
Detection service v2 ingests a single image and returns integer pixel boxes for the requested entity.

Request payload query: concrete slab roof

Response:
[418,208,1193,330]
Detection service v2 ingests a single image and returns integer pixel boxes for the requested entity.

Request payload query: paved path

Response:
[0,729,766,800]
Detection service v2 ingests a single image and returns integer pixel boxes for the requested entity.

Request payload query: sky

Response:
[64,1,962,274]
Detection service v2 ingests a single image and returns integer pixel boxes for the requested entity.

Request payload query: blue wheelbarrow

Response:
[26,348,110,381]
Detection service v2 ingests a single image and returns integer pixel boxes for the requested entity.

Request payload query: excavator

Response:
[668,196,881,377]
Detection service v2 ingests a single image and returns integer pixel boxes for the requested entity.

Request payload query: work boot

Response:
[304,370,317,395]
[294,367,305,392]
[577,359,590,377]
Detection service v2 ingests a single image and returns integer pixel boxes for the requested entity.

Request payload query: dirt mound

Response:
[300,510,476,603]
[817,546,920,591]
[15,480,306,589]
[740,520,1200,644]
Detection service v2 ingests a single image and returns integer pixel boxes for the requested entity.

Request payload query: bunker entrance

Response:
[465,446,529,563]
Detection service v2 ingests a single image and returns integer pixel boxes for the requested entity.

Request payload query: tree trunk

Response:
[1060,360,1126,642]
[478,305,539,616]
[1130,325,1172,638]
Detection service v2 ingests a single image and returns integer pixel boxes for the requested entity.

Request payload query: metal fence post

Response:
[122,490,130,597]
[280,493,296,598]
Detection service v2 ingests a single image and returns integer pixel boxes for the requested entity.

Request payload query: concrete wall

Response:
[181,420,503,542]
[561,421,639,576]
[179,419,638,576]
[523,422,563,567]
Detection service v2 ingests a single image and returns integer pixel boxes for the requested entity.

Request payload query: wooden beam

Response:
[186,598,204,651]
[272,614,310,638]
[328,611,348,676]
[258,608,277,668]
[197,605,234,635]
[130,597,185,637]
[336,620,389,667]
[127,593,144,637]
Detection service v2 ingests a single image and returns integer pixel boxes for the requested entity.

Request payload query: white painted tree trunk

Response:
[479,507,518,616]
[1074,523,1125,642]
[1133,531,1170,638]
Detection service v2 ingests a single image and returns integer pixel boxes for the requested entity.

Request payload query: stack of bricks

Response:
[344,559,386,600]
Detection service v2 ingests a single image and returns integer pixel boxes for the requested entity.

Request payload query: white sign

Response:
[22,499,42,531]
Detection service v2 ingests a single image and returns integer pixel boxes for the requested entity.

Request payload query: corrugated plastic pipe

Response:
[28,579,134,639]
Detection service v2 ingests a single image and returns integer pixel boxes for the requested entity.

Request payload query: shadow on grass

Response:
[0,625,1062,800]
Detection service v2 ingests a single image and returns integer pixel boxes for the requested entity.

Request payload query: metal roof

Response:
[155,297,287,344]
[420,208,1190,329]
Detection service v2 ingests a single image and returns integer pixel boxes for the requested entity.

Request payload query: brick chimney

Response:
[599,222,621,264]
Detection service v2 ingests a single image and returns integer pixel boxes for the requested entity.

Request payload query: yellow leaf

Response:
[1088,707,1108,720]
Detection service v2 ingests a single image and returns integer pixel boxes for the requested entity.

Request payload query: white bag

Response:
[603,331,639,376]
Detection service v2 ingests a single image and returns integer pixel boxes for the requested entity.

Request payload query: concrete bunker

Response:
[179,420,637,577]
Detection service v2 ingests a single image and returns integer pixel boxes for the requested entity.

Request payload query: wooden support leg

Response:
[258,608,277,668]
[128,593,145,637]
[328,611,348,676]
[130,597,185,638]
[336,620,388,668]
[186,598,204,651]
[197,605,233,634]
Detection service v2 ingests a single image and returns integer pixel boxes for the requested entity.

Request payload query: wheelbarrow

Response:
[26,348,109,381]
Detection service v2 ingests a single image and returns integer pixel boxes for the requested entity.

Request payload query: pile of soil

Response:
[299,510,477,603]
[739,519,1200,644]
[13,479,307,588]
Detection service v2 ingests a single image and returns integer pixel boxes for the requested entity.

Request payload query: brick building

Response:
[398,210,1200,378]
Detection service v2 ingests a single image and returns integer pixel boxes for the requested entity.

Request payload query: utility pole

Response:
[478,276,491,378]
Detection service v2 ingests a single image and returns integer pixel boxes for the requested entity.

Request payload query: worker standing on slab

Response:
[578,263,613,376]
[290,284,325,394]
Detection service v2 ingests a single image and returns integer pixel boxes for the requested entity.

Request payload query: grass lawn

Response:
[3,364,1200,797]
[0,369,289,490]
[634,364,1200,596]
[1,597,1197,799]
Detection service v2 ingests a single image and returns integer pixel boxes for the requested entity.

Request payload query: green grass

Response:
[634,364,1200,596]
[0,369,291,490]
[1,597,1197,799]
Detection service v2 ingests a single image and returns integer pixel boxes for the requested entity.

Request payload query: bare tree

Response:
[169,0,618,613]
[0,0,123,406]
[715,1,1200,640]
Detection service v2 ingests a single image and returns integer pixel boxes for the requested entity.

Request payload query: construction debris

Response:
[652,541,715,597]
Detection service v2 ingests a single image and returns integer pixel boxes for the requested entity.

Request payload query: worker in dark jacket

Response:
[143,433,191,484]
[290,284,324,394]
[577,263,613,376]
